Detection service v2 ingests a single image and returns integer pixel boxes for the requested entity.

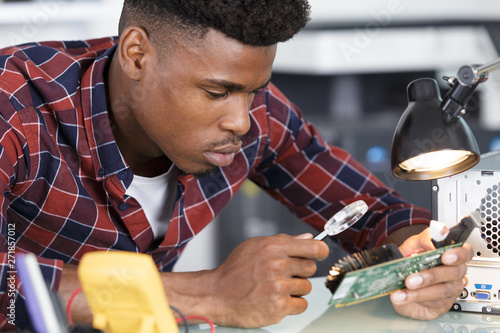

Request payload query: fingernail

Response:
[295,233,313,239]
[392,290,407,303]
[444,253,458,264]
[407,274,424,288]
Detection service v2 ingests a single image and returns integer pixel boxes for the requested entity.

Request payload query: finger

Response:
[261,287,309,319]
[391,279,463,305]
[289,258,318,278]
[294,233,313,240]
[288,277,312,297]
[404,263,467,290]
[402,245,471,290]
[261,254,318,279]
[286,296,309,316]
[284,238,330,261]
[441,243,473,265]
[398,228,433,256]
[417,228,435,251]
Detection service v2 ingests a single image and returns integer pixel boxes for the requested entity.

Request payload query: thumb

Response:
[294,233,313,240]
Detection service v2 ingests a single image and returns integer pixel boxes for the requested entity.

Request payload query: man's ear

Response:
[118,26,151,81]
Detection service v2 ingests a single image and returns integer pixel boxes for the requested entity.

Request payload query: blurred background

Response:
[1,0,499,275]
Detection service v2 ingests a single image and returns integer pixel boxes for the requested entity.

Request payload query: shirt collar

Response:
[81,43,129,181]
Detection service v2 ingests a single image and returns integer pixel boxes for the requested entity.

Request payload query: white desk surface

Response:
[189,277,500,332]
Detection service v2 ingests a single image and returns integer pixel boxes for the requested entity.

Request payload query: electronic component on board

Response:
[326,212,481,307]
[325,244,403,297]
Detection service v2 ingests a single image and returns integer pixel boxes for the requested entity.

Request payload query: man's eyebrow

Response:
[256,78,271,90]
[204,78,271,91]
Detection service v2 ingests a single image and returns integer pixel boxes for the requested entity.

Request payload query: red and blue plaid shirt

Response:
[0,37,430,329]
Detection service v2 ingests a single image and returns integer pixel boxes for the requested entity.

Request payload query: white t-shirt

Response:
[125,165,178,239]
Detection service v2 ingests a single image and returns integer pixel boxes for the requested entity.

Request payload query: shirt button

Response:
[98,169,105,178]
[118,202,129,211]
[118,171,128,180]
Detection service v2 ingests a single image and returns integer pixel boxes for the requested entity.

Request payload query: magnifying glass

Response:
[314,200,368,240]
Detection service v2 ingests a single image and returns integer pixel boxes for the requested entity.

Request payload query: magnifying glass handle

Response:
[314,230,328,241]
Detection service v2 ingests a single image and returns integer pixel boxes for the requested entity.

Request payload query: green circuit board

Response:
[329,243,462,307]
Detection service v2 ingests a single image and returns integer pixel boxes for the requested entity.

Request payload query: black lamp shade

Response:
[391,78,480,180]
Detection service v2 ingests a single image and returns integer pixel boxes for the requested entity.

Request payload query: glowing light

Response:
[400,150,473,172]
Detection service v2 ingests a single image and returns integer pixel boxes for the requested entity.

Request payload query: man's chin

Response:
[191,166,217,179]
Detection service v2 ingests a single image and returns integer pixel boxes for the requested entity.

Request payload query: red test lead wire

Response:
[176,315,216,333]
[66,286,83,327]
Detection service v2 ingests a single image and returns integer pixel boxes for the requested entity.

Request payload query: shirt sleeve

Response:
[0,93,64,330]
[249,84,431,253]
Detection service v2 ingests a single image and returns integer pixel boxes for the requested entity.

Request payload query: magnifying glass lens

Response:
[314,200,368,240]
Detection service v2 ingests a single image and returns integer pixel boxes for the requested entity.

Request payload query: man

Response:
[0,0,472,330]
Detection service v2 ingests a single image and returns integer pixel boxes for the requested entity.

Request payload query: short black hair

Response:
[119,0,311,47]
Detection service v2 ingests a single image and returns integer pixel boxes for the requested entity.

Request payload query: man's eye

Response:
[206,90,229,99]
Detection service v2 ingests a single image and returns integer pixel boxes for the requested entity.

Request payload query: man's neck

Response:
[105,52,173,177]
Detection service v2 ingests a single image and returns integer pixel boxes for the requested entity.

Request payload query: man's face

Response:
[130,29,276,177]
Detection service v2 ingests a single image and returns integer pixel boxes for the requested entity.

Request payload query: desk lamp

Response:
[391,57,500,180]
[391,57,500,315]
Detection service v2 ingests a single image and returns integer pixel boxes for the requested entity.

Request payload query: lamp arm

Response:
[457,57,500,86]
[441,57,500,123]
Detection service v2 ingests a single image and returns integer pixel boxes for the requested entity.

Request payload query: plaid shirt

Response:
[0,37,430,329]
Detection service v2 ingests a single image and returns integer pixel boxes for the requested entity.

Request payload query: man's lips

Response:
[204,145,241,167]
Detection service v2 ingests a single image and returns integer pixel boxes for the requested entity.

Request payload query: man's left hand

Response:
[390,228,474,320]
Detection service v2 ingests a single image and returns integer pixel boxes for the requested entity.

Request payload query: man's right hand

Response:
[164,233,329,328]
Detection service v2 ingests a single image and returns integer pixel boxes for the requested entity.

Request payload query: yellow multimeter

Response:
[78,251,179,333]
